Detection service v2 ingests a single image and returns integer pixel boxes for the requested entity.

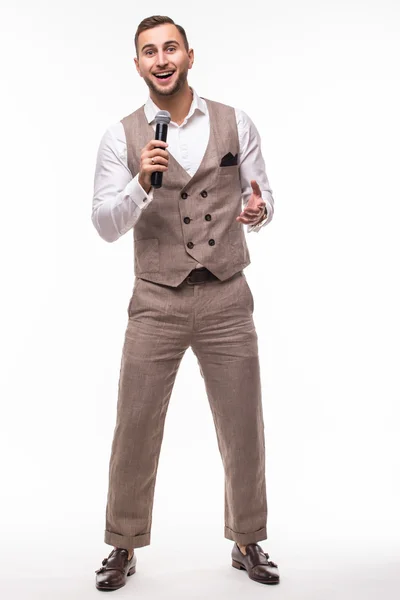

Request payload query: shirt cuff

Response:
[127,174,154,209]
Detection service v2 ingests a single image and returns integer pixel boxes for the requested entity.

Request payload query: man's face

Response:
[134,24,194,97]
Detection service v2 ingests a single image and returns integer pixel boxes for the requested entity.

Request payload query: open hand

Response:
[236,180,266,224]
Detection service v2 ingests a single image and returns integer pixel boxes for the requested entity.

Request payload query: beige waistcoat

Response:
[121,97,251,287]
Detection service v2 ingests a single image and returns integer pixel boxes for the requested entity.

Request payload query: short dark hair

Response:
[134,15,189,57]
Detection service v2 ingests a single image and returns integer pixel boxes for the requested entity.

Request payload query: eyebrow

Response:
[141,40,180,52]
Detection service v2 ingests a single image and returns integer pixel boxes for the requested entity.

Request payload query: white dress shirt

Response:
[92,87,274,251]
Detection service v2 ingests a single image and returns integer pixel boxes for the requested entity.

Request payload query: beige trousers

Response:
[104,270,268,549]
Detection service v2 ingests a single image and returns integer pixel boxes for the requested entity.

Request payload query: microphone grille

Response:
[155,110,171,125]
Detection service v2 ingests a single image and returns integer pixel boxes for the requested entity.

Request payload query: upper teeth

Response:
[155,71,173,76]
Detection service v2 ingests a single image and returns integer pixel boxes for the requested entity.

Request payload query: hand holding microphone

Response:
[138,110,171,193]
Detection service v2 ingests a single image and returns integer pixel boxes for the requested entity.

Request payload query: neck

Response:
[150,84,193,125]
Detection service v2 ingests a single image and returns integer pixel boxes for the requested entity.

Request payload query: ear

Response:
[188,48,194,69]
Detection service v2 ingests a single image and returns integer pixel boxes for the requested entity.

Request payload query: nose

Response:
[156,50,169,67]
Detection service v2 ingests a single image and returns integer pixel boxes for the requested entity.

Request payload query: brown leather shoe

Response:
[95,547,136,591]
[231,542,280,584]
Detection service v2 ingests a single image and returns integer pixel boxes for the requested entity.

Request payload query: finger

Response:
[243,207,262,217]
[148,164,168,171]
[250,179,261,197]
[237,209,262,221]
[244,199,265,215]
[236,215,259,224]
[148,156,168,165]
[239,204,265,218]
[149,140,168,148]
[144,141,168,155]
[148,148,169,158]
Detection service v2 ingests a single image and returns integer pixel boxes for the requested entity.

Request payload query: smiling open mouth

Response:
[154,71,175,81]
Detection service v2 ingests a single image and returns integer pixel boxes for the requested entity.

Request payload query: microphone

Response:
[151,110,171,189]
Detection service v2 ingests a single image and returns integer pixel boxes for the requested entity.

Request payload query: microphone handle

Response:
[151,122,169,189]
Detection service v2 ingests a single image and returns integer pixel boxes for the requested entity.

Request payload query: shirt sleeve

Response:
[92,124,154,243]
[235,108,275,233]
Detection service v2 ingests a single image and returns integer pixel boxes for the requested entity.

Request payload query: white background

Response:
[1,0,399,597]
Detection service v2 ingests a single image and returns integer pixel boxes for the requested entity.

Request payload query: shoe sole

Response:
[232,559,280,584]
[96,565,136,591]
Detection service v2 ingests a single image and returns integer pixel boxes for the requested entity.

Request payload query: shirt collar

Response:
[144,87,207,124]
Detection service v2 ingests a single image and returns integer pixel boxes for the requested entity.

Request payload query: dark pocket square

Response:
[220,152,238,167]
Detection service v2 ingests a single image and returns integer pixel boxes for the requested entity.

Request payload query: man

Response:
[92,15,280,591]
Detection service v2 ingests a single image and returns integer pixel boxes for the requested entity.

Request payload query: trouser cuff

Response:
[224,525,267,545]
[104,529,151,549]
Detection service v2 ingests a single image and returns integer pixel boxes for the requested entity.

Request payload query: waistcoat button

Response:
[208,239,215,246]
[205,214,211,221]
[183,217,191,224]
[181,192,188,199]
[200,190,208,198]
[187,241,194,249]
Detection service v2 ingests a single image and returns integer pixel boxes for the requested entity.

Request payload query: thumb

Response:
[251,179,261,197]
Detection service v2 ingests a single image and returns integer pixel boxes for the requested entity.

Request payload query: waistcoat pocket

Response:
[218,164,240,183]
[134,237,159,272]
